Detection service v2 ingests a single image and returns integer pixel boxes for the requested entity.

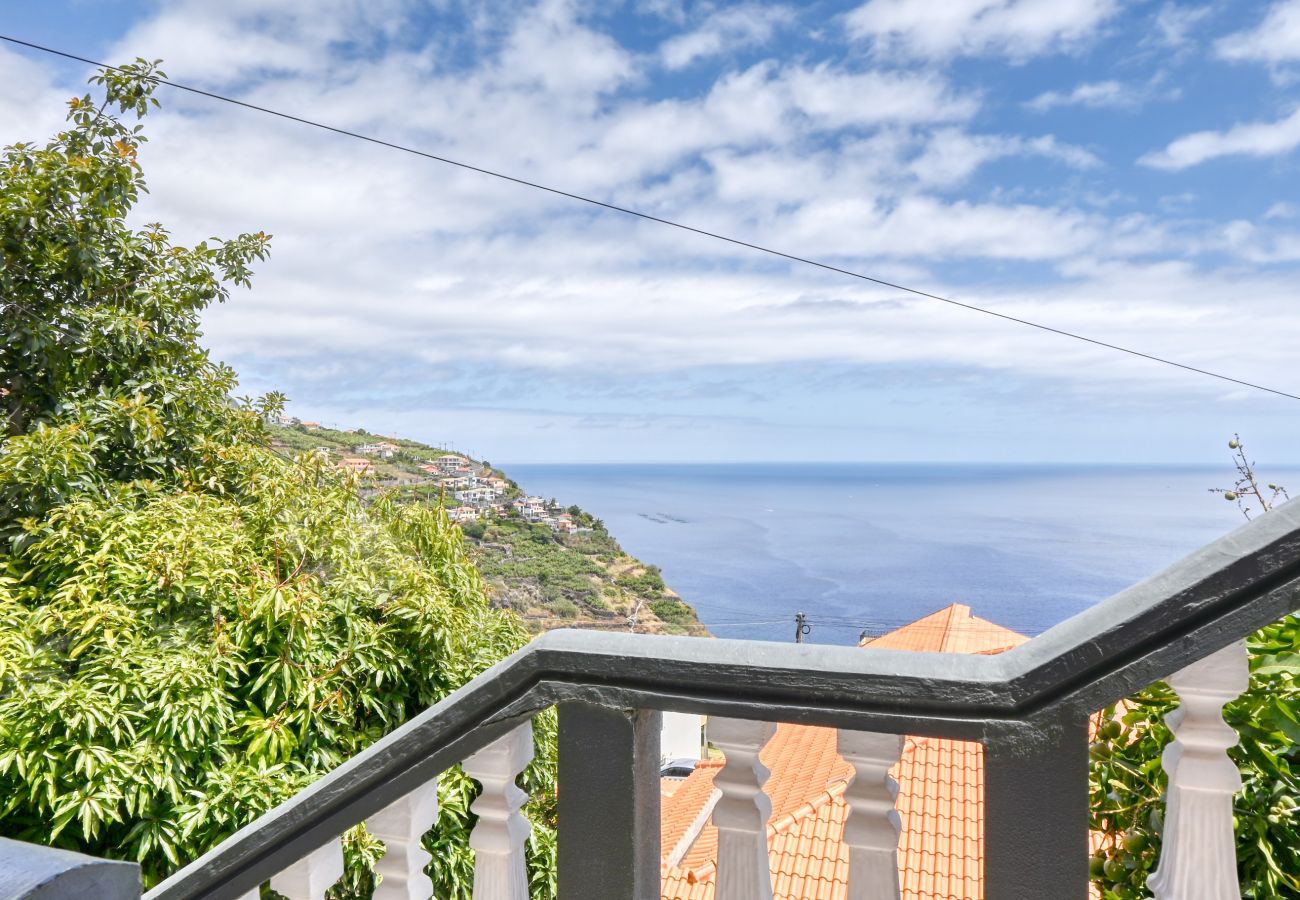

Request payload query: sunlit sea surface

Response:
[502,463,1300,645]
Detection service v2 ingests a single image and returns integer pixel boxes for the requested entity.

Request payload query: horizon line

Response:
[493,459,1277,468]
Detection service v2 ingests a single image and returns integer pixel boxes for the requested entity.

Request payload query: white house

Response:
[660,712,705,764]
[455,487,495,505]
[435,454,470,472]
[447,506,479,522]
[356,441,400,459]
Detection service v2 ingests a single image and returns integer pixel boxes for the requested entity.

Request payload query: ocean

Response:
[503,463,1299,645]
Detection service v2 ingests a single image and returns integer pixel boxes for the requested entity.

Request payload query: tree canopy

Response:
[0,61,553,894]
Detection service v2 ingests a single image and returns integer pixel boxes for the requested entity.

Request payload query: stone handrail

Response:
[12,499,1300,899]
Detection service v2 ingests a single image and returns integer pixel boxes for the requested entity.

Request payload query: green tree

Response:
[0,62,555,894]
[1089,438,1299,898]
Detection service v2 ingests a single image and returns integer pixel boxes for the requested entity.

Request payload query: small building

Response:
[661,712,705,764]
[515,497,550,522]
[356,441,400,459]
[300,421,322,430]
[435,454,470,472]
[336,457,373,475]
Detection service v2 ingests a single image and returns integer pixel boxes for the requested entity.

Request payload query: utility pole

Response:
[794,612,809,644]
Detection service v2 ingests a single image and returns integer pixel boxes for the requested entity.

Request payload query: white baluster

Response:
[367,779,440,900]
[709,717,777,900]
[1149,639,1249,900]
[268,838,345,900]
[463,723,534,900]
[839,729,904,900]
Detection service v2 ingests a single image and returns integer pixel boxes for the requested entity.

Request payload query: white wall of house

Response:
[660,712,704,762]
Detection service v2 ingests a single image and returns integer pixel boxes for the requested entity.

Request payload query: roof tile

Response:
[660,604,1098,900]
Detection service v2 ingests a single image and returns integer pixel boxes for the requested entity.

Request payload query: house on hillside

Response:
[335,457,373,475]
[515,496,549,521]
[435,454,470,473]
[300,421,322,430]
[356,441,400,459]
[659,604,1101,900]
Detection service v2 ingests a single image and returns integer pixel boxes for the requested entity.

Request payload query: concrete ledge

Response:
[0,838,140,900]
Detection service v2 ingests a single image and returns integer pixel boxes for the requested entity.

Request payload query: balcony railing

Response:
[6,498,1300,900]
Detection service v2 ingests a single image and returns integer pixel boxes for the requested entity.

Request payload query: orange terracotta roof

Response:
[660,604,1087,900]
[660,725,987,900]
[858,603,1028,654]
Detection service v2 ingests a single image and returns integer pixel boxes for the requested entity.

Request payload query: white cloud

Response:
[6,0,1300,463]
[1216,0,1300,64]
[781,65,979,128]
[1140,107,1300,169]
[1265,201,1299,219]
[909,130,1100,187]
[0,46,67,143]
[660,5,794,69]
[497,0,636,96]
[109,0,415,83]
[1152,3,1211,48]
[1211,218,1300,262]
[1025,80,1130,112]
[549,63,979,193]
[1025,76,1179,113]
[845,0,1119,60]
[773,194,1121,260]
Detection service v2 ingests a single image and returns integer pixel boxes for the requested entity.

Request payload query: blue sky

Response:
[3,0,1299,463]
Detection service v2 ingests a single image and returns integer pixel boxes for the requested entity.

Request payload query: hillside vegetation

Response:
[0,62,555,896]
[267,423,708,636]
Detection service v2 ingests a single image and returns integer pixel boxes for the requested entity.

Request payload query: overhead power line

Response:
[3,33,1298,403]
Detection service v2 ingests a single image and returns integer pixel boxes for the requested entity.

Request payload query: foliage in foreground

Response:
[0,61,554,894]
[1089,443,1299,898]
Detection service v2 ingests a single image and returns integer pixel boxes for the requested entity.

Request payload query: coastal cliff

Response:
[268,421,708,636]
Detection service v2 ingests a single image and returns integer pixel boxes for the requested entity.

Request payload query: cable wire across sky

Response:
[4,33,1299,403]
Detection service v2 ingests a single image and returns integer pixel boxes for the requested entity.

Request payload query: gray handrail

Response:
[147,498,1300,900]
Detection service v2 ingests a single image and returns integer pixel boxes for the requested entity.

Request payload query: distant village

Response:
[270,416,586,534]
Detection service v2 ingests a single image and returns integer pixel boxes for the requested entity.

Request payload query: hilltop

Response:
[267,419,708,636]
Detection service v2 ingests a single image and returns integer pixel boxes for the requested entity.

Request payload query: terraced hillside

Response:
[267,421,708,636]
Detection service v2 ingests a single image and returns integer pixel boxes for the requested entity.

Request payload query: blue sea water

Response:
[502,463,1300,645]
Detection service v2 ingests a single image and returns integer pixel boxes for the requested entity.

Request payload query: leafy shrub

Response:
[617,566,667,596]
[1089,617,1300,898]
[549,600,580,620]
[650,598,695,626]
[0,62,555,895]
